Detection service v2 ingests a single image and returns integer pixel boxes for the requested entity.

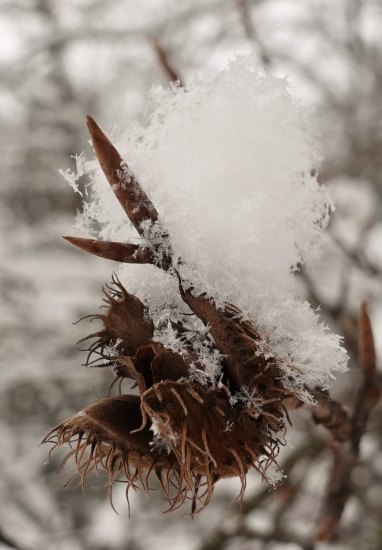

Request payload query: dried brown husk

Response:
[43,395,175,491]
[80,275,154,367]
[141,379,279,485]
[44,116,291,514]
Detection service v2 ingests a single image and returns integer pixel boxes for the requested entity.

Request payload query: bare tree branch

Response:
[0,526,28,550]
[152,40,184,85]
[315,303,381,541]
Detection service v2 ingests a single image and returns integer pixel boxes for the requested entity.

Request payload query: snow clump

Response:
[75,55,348,401]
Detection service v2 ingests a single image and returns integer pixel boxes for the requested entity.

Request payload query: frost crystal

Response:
[59,152,87,196]
[230,387,266,419]
[102,338,123,363]
[76,55,348,396]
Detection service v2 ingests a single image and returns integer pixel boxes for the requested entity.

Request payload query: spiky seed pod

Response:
[179,285,290,425]
[80,276,154,367]
[42,395,179,505]
[43,117,293,514]
[141,379,280,480]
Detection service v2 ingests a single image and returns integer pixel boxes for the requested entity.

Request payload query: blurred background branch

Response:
[0,0,381,549]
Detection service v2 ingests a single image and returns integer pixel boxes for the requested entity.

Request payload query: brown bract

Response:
[79,275,154,366]
[64,236,154,265]
[86,115,159,234]
[43,116,292,514]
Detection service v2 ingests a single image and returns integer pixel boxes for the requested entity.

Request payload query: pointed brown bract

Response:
[358,302,376,374]
[114,343,190,392]
[63,236,154,265]
[352,302,381,446]
[64,116,173,271]
[179,284,289,430]
[86,116,159,235]
[100,279,154,357]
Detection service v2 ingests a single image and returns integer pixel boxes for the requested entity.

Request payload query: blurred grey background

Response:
[0,1,381,549]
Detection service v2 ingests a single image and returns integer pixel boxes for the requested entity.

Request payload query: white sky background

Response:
[0,0,334,121]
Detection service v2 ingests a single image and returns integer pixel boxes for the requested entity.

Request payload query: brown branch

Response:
[298,266,358,356]
[309,389,351,442]
[242,438,324,515]
[235,0,272,68]
[315,303,381,541]
[152,40,184,85]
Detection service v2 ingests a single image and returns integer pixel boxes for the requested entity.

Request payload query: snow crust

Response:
[76,56,348,400]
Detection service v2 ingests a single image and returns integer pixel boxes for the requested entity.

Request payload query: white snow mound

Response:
[75,55,348,401]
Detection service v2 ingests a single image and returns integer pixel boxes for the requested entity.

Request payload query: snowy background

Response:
[1,1,382,549]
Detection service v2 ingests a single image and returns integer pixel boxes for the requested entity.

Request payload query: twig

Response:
[330,231,381,278]
[200,523,314,550]
[152,40,184,85]
[242,438,324,515]
[315,303,381,541]
[298,266,358,356]
[0,526,27,550]
[86,116,160,234]
[352,303,381,450]
[309,389,351,442]
[235,0,272,68]
[199,439,324,550]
